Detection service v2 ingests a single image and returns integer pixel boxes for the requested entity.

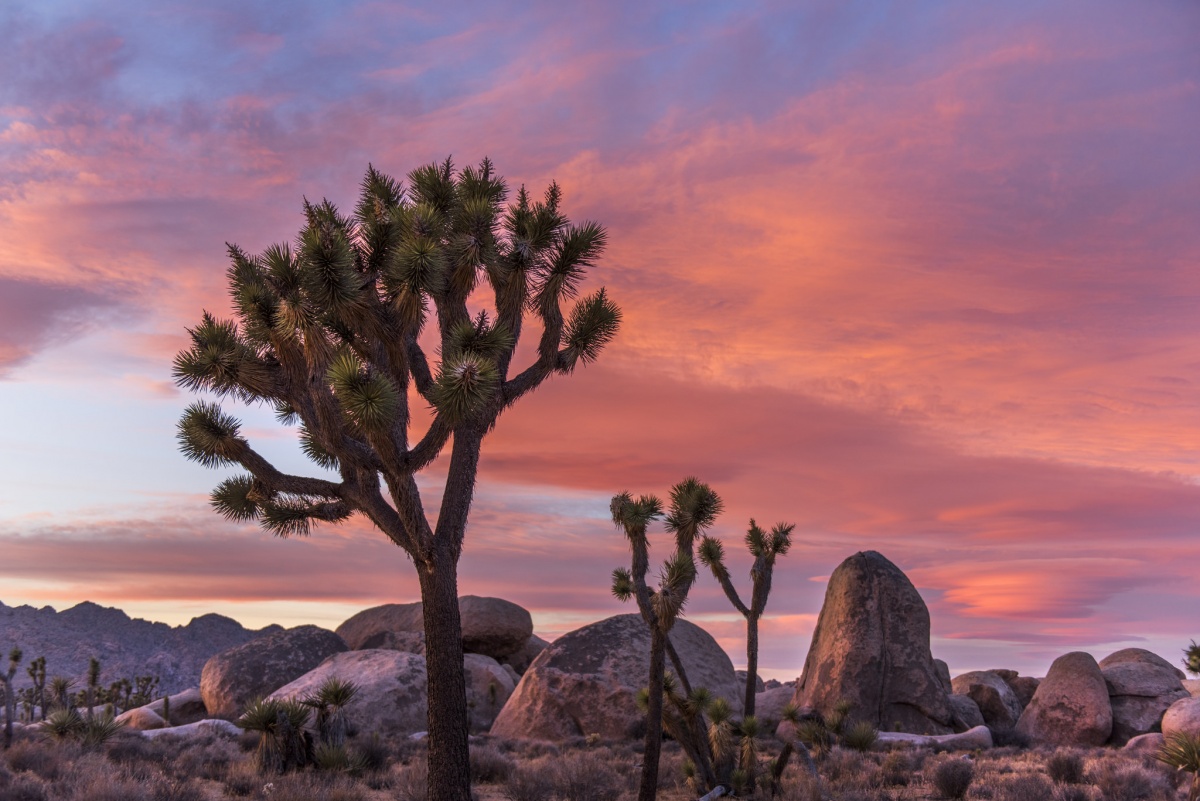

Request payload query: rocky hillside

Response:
[0,600,280,694]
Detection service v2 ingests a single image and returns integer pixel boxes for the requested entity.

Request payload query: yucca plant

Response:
[1185,640,1200,677]
[842,720,879,752]
[43,707,85,741]
[239,697,312,775]
[303,676,359,747]
[26,657,46,722]
[768,703,819,797]
[79,710,126,749]
[174,159,620,801]
[698,519,794,717]
[313,742,369,776]
[85,657,100,720]
[47,676,76,712]
[612,478,722,801]
[1159,731,1200,801]
[1,647,21,749]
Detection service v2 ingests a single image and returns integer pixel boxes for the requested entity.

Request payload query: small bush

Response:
[994,774,1054,801]
[843,721,880,752]
[879,750,912,786]
[352,733,389,773]
[149,775,208,801]
[551,750,623,801]
[777,773,824,801]
[1047,748,1086,784]
[67,774,152,801]
[930,757,974,799]
[4,773,49,801]
[1053,784,1094,801]
[5,739,66,780]
[393,760,429,801]
[503,763,556,801]
[469,743,515,783]
[1089,759,1172,801]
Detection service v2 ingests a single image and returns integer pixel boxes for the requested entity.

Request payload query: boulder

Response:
[876,725,993,751]
[336,596,533,660]
[115,706,166,731]
[200,625,348,720]
[490,614,739,740]
[145,688,207,726]
[764,679,783,690]
[790,551,953,734]
[1102,658,1189,745]
[1099,649,1186,680]
[1015,652,1112,747]
[754,685,797,729]
[140,719,241,739]
[737,670,766,696]
[501,635,549,675]
[946,694,985,732]
[1163,697,1200,739]
[951,671,1023,730]
[267,649,515,735]
[933,660,952,694]
[1007,676,1040,708]
[1185,680,1200,697]
[1124,732,1165,753]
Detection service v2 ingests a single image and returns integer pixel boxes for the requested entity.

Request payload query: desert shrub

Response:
[1089,758,1172,801]
[4,772,49,801]
[777,772,824,801]
[148,774,208,801]
[990,727,1031,748]
[1047,748,1086,784]
[222,761,261,797]
[551,750,623,801]
[469,743,515,783]
[67,773,153,801]
[879,750,912,786]
[823,747,877,789]
[105,734,160,766]
[843,721,880,752]
[5,738,67,780]
[351,733,389,773]
[168,733,241,781]
[993,774,1054,801]
[503,763,556,801]
[929,757,973,799]
[393,759,429,801]
[1053,785,1094,801]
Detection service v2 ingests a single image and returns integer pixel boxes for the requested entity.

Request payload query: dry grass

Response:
[0,724,1190,801]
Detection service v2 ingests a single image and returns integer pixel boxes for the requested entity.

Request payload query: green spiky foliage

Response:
[1159,732,1200,801]
[698,518,794,718]
[611,479,723,801]
[1,647,22,750]
[239,697,313,775]
[43,707,85,741]
[85,657,100,720]
[303,676,360,748]
[25,656,46,722]
[48,676,75,712]
[1185,640,1200,677]
[78,710,126,749]
[174,160,620,801]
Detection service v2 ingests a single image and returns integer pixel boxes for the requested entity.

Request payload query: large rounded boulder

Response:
[336,596,533,661]
[201,625,347,720]
[1100,649,1189,745]
[268,649,515,735]
[790,551,953,734]
[490,614,739,740]
[951,671,1024,730]
[1163,696,1200,739]
[1015,652,1111,746]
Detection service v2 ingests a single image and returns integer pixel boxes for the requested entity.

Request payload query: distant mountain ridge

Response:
[0,600,283,694]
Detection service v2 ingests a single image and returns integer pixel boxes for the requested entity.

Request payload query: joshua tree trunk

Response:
[744,614,759,717]
[419,553,471,801]
[2,687,13,749]
[639,627,668,801]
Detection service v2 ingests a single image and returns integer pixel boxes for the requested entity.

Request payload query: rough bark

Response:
[639,627,668,801]
[420,555,471,801]
[745,615,759,718]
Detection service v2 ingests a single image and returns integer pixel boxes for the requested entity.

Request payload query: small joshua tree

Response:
[612,478,722,801]
[1184,640,1200,677]
[1,647,21,749]
[174,159,619,801]
[698,519,794,717]
[240,697,313,775]
[48,676,75,712]
[26,656,46,721]
[85,657,100,720]
[304,676,359,748]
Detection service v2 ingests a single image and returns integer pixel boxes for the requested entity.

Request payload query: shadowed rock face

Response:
[200,626,348,720]
[1100,650,1190,745]
[1016,652,1112,747]
[490,614,739,740]
[791,551,953,734]
[335,596,533,661]
[952,671,1024,730]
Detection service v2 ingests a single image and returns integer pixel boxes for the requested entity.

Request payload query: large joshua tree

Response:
[698,519,794,717]
[612,479,723,801]
[173,158,621,801]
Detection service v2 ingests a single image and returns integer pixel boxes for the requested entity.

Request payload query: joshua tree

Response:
[48,676,75,712]
[239,697,313,775]
[303,676,359,747]
[85,657,100,720]
[698,519,794,717]
[1,647,21,749]
[173,159,620,801]
[611,478,723,801]
[26,656,46,721]
[1184,640,1200,677]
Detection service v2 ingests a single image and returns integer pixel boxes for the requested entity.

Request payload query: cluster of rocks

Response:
[12,551,1198,753]
[783,550,1200,751]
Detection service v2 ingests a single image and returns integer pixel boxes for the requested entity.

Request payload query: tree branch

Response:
[232,441,344,498]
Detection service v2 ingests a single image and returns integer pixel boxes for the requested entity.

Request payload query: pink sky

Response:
[1,0,1198,680]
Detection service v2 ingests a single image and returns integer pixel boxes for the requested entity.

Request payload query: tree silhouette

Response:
[174,159,620,801]
[698,518,794,716]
